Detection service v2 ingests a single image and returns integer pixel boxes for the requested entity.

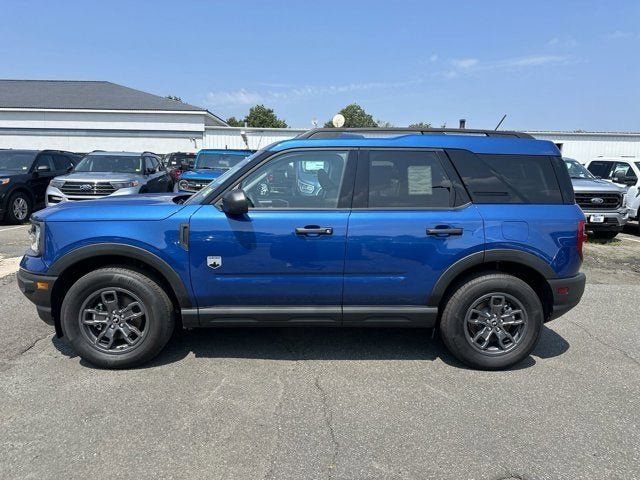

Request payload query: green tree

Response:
[244,105,288,128]
[324,103,378,128]
[409,122,432,129]
[376,119,395,128]
[225,116,244,127]
[165,95,183,102]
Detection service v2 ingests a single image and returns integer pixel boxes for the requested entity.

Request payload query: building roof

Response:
[0,79,206,112]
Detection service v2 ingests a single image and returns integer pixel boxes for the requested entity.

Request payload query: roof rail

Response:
[295,127,534,140]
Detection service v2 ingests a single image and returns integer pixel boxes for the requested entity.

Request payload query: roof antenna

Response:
[494,114,507,130]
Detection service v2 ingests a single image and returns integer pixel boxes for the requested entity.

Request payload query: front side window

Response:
[34,154,55,171]
[367,150,452,208]
[239,150,348,209]
[612,162,637,181]
[53,154,73,171]
[74,155,142,173]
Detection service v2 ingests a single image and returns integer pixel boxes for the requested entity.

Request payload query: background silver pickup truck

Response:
[564,157,628,239]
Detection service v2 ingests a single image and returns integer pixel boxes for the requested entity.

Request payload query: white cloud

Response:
[547,36,578,47]
[607,30,636,39]
[501,55,569,67]
[429,54,439,62]
[450,58,478,69]
[204,79,422,107]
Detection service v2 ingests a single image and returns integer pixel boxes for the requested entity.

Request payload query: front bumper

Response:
[547,272,586,321]
[45,185,141,207]
[582,208,628,231]
[17,268,57,326]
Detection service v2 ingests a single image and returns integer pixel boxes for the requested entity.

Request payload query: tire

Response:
[591,231,618,240]
[440,273,544,370]
[5,191,32,224]
[60,267,175,369]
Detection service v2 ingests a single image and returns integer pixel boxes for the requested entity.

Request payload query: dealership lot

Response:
[1,225,639,479]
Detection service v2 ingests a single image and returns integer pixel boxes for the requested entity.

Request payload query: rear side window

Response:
[447,150,563,204]
[367,150,452,208]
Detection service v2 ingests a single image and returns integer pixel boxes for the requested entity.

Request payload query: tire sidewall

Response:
[442,275,544,370]
[6,191,32,224]
[61,269,173,368]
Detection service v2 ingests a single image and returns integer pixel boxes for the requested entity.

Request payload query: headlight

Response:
[49,179,65,188]
[0,178,10,186]
[28,222,43,256]
[110,180,140,190]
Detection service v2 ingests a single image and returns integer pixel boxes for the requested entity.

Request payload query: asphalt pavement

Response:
[0,225,639,479]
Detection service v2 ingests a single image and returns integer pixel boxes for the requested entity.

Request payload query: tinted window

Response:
[448,150,563,204]
[587,161,613,178]
[53,154,73,171]
[239,150,348,209]
[366,150,451,208]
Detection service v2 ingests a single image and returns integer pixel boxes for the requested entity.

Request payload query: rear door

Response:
[343,149,484,325]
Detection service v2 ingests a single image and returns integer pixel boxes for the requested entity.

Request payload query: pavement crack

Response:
[17,334,51,356]
[567,319,640,367]
[314,376,339,479]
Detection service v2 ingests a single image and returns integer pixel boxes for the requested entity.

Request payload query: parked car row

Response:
[0,148,250,224]
[563,156,640,239]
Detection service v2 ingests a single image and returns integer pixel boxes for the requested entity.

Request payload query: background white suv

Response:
[585,157,640,221]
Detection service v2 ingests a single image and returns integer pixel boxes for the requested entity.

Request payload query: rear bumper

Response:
[17,268,57,326]
[547,273,586,321]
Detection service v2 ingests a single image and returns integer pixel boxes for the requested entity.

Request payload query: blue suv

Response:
[18,128,586,370]
[175,148,252,193]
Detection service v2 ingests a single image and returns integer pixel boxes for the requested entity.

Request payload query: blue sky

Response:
[2,0,639,130]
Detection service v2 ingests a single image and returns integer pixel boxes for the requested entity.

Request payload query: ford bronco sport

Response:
[18,128,587,370]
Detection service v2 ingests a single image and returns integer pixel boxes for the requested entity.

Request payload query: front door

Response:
[30,153,58,204]
[343,149,484,325]
[188,149,356,325]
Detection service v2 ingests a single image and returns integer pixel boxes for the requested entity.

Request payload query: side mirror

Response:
[221,189,249,216]
[37,165,51,172]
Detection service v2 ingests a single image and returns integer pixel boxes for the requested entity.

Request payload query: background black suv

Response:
[0,149,80,224]
[163,151,195,182]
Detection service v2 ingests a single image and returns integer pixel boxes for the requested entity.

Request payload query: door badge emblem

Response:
[207,256,222,269]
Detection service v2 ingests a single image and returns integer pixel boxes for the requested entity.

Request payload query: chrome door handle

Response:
[295,226,333,236]
[427,227,463,236]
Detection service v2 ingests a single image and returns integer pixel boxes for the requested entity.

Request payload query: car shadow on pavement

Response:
[51,324,569,371]
[141,324,568,370]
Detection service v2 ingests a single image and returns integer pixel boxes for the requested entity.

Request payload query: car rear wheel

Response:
[60,267,175,369]
[5,191,32,224]
[440,273,543,370]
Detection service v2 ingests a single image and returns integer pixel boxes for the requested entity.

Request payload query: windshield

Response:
[564,159,595,180]
[196,152,249,170]
[74,155,142,173]
[0,151,36,171]
[184,155,256,205]
[168,153,195,167]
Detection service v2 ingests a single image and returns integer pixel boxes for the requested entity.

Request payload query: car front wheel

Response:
[60,267,175,369]
[5,191,32,224]
[440,273,544,370]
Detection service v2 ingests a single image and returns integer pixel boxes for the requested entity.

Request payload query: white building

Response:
[526,131,640,164]
[1,80,639,161]
[0,80,231,153]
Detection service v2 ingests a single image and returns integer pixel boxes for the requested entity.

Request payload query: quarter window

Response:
[366,150,452,208]
[239,150,348,209]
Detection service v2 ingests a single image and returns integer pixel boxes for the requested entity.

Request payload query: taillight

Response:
[577,220,587,260]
